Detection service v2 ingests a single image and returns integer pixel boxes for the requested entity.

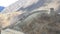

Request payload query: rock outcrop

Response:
[7,10,60,34]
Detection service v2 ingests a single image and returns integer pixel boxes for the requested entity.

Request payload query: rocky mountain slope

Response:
[0,11,22,28]
[1,0,60,13]
[1,0,60,34]
[8,11,60,34]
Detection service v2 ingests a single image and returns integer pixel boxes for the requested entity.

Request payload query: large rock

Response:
[8,12,60,34]
[1,29,24,34]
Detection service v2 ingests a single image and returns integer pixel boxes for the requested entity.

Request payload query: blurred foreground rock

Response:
[1,29,24,34]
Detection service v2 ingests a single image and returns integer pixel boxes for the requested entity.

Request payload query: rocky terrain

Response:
[1,0,60,34]
[0,11,22,28]
[3,10,60,34]
[2,29,24,34]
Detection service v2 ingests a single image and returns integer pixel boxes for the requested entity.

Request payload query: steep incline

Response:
[1,0,60,13]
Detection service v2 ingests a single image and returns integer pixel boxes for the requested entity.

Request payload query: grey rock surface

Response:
[1,29,24,34]
[6,10,60,34]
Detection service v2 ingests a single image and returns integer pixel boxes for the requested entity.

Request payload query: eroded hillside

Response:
[0,11,22,28]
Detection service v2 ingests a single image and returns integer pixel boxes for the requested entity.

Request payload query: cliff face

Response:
[7,10,60,34]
